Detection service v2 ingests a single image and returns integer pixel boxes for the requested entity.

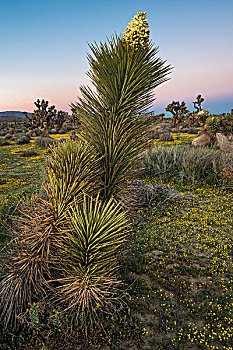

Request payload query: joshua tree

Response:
[24,99,57,129]
[24,99,70,130]
[193,94,204,112]
[56,110,69,129]
[166,101,189,128]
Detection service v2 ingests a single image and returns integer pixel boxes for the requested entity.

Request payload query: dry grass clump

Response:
[141,144,233,185]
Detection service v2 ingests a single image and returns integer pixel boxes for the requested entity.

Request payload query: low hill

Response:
[0,111,31,122]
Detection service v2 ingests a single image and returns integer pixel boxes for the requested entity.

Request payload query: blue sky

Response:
[0,0,232,115]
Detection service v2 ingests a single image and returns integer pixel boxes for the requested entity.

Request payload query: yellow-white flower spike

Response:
[124,11,150,49]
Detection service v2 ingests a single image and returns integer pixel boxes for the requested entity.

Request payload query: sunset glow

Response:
[0,0,232,114]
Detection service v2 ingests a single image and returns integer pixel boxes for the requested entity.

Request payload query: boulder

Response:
[192,132,212,147]
[216,133,233,152]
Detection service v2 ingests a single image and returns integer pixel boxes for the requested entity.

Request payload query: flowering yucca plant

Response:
[72,12,172,203]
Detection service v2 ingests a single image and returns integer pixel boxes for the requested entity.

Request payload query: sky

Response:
[0,0,233,116]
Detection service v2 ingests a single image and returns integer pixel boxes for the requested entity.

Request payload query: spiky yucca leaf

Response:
[76,109,151,202]
[53,195,129,326]
[0,199,55,329]
[45,139,101,222]
[0,141,100,329]
[72,34,172,118]
[71,33,171,203]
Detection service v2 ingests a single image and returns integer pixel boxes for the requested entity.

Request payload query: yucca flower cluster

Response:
[123,11,150,48]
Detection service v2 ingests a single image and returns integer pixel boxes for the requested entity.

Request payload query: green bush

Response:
[205,116,221,135]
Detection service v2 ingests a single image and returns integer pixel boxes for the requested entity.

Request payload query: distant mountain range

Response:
[0,111,31,122]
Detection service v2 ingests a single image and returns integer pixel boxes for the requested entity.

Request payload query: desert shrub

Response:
[35,136,55,148]
[0,11,171,336]
[0,140,10,146]
[222,113,233,133]
[15,136,30,145]
[141,145,233,185]
[206,116,221,135]
[4,133,12,140]
[188,127,199,134]
[19,149,38,157]
[159,132,174,141]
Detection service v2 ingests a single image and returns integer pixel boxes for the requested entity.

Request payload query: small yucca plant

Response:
[52,195,129,329]
[0,140,100,329]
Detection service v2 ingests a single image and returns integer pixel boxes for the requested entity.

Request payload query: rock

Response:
[192,132,212,147]
[216,133,233,152]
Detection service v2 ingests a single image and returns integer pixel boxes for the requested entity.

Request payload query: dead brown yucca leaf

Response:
[0,198,57,329]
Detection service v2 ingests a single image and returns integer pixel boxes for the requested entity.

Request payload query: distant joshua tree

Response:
[24,99,69,130]
[166,101,189,127]
[193,94,204,112]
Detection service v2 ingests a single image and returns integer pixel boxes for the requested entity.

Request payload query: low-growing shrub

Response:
[141,144,233,185]
[159,132,174,141]
[205,116,221,135]
[15,136,30,145]
[35,136,56,148]
[19,149,38,157]
[0,140,10,146]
